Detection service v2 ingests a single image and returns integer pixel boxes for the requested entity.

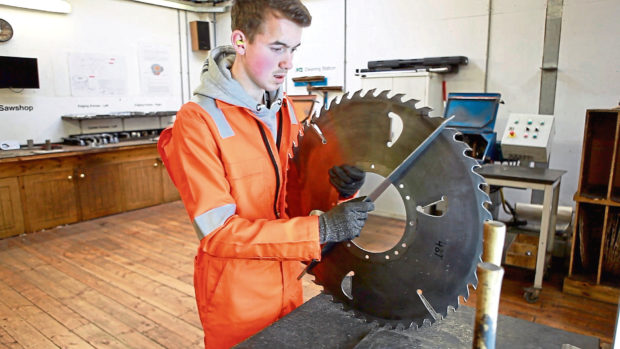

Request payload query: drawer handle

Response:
[153,162,159,167]
[80,173,86,178]
[67,175,73,180]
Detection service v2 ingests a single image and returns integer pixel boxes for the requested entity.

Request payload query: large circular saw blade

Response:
[287,89,491,328]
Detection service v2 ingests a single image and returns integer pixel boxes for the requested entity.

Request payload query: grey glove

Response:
[318,198,375,243]
[329,165,365,198]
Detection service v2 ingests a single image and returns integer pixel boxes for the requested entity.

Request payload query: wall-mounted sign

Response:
[0,104,34,112]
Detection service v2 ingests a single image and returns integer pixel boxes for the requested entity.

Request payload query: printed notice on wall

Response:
[68,52,128,96]
[138,44,173,95]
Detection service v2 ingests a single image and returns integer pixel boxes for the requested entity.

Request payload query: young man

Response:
[158,0,374,347]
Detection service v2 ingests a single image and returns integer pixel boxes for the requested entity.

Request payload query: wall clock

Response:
[0,19,14,42]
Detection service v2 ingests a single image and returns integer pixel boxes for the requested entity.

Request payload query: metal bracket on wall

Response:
[532,0,563,204]
[538,0,563,116]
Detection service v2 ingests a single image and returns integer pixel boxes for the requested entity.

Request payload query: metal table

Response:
[236,293,598,348]
[475,164,566,302]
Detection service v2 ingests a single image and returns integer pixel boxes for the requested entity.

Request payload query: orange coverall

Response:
[158,96,321,348]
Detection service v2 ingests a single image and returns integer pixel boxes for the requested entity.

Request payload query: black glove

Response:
[318,198,375,243]
[329,165,365,198]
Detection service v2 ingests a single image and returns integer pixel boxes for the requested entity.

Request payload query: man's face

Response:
[242,13,302,93]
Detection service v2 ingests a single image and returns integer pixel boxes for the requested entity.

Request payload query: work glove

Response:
[329,164,366,198]
[318,197,375,243]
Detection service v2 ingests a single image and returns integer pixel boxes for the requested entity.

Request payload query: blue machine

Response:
[443,92,502,163]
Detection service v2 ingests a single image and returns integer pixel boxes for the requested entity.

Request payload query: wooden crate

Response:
[565,109,620,304]
[505,234,538,270]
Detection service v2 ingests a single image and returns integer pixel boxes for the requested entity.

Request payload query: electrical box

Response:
[500,113,555,162]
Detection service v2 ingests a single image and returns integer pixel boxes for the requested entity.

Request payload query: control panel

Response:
[500,113,555,162]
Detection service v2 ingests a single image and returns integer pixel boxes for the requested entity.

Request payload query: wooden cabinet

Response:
[76,162,123,220]
[121,158,163,211]
[21,170,79,232]
[0,144,182,239]
[161,160,181,202]
[0,177,24,238]
[564,109,620,304]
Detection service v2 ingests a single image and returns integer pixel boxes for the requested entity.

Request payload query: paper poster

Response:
[68,52,128,96]
[138,44,174,95]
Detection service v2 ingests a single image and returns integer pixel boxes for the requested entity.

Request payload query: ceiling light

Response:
[128,0,230,13]
[0,0,72,14]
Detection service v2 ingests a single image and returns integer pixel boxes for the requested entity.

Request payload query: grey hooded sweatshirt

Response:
[192,45,284,140]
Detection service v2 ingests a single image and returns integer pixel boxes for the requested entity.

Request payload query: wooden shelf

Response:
[307,86,343,92]
[564,275,620,304]
[565,109,620,304]
[292,75,326,83]
[574,194,620,207]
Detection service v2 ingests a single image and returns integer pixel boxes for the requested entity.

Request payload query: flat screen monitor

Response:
[0,56,40,89]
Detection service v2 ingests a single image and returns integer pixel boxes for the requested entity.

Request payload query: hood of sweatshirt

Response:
[193,45,283,139]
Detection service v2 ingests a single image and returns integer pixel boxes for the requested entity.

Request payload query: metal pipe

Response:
[473,262,504,349]
[483,0,492,92]
[483,220,506,265]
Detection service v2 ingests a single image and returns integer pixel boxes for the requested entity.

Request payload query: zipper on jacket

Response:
[255,119,281,218]
[276,111,283,150]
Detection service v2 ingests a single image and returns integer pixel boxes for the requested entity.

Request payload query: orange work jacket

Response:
[158,94,321,348]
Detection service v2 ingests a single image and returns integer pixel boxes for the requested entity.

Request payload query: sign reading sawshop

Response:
[0,104,34,112]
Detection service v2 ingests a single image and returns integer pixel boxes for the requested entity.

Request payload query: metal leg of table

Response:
[549,179,561,254]
[525,179,561,303]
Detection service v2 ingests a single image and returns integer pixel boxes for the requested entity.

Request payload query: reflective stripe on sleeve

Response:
[191,94,235,139]
[287,100,298,125]
[192,203,236,240]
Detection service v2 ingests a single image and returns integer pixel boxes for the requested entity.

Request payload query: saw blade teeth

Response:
[417,106,432,116]
[462,285,474,303]
[464,283,473,299]
[390,93,406,103]
[376,90,390,99]
[330,94,343,108]
[341,91,350,101]
[403,98,420,109]
[364,88,377,98]
[351,89,363,100]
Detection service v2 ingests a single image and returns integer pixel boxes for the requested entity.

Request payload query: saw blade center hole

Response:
[354,172,408,253]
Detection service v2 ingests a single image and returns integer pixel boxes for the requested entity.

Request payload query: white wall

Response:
[346,0,491,95]
[0,0,186,144]
[552,0,620,206]
[1,0,618,207]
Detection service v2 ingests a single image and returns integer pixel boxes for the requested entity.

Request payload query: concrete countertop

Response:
[0,139,159,163]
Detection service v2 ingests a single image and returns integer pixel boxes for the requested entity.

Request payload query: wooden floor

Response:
[0,201,617,348]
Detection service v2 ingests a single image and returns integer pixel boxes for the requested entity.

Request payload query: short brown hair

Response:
[231,0,312,42]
